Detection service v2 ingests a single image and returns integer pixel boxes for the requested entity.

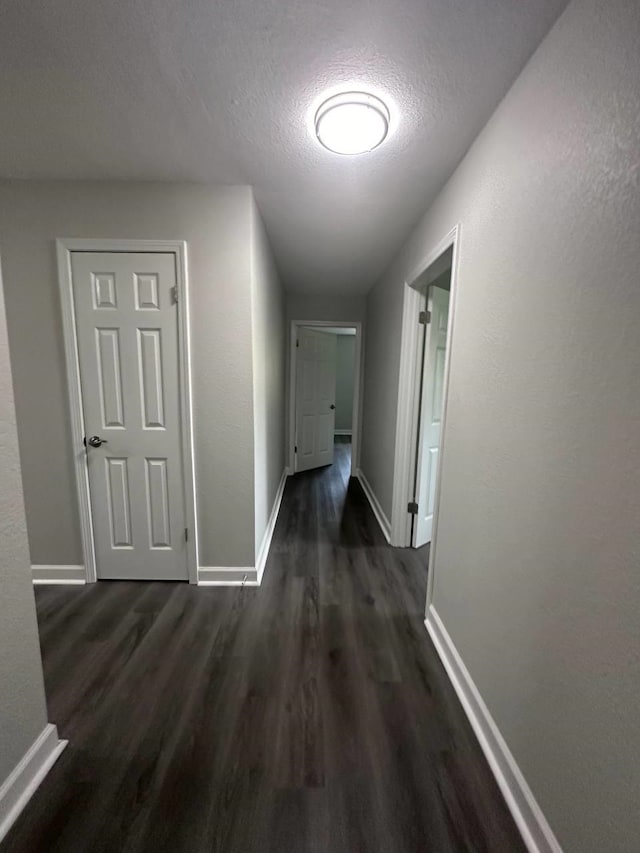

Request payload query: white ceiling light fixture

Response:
[315,91,390,155]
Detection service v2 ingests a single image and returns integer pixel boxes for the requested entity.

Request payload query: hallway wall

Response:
[286,292,365,324]
[250,197,286,563]
[0,257,52,792]
[335,336,356,432]
[0,182,257,568]
[361,0,640,850]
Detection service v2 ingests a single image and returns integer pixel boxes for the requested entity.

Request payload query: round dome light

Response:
[315,91,390,155]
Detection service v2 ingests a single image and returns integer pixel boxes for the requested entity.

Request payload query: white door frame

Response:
[56,238,199,584]
[390,225,460,603]
[288,320,363,477]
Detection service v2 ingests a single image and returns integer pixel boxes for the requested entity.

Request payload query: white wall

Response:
[335,336,356,431]
[0,182,256,568]
[361,0,640,850]
[287,292,366,324]
[0,256,50,783]
[250,196,286,561]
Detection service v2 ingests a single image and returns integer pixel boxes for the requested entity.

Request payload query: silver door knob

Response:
[86,435,108,448]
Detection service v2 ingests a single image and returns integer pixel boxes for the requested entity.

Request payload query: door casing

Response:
[57,239,198,584]
[288,320,363,478]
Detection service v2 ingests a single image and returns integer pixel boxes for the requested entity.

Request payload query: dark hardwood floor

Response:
[3,438,525,852]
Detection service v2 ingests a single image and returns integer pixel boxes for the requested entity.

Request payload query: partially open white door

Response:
[71,251,188,580]
[295,328,337,472]
[413,286,450,547]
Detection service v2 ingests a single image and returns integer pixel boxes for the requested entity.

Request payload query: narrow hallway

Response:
[4,440,524,852]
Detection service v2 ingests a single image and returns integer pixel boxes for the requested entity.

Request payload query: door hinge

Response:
[171,285,179,304]
[407,501,419,515]
[184,527,188,542]
[419,310,431,325]
[296,339,300,348]
[295,445,298,453]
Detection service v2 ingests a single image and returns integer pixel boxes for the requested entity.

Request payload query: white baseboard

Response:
[355,469,391,543]
[0,724,67,844]
[198,469,289,588]
[425,606,562,853]
[32,474,290,591]
[32,565,86,585]
[255,469,288,584]
[197,567,257,586]
[334,429,353,436]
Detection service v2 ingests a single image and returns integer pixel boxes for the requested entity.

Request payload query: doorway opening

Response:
[410,257,451,548]
[288,321,363,478]
[390,226,459,557]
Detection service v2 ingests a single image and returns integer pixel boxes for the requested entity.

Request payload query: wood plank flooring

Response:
[3,439,525,852]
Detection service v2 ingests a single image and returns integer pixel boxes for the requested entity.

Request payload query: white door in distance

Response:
[295,328,337,472]
[71,251,188,580]
[413,286,450,547]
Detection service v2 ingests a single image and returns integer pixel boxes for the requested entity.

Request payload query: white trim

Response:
[390,225,460,554]
[288,320,363,477]
[355,468,391,543]
[57,243,96,582]
[197,567,258,586]
[0,724,67,844]
[173,243,199,584]
[425,607,562,853]
[32,565,86,585]
[255,469,288,584]
[425,227,462,612]
[198,470,288,587]
[56,239,198,585]
[334,429,353,436]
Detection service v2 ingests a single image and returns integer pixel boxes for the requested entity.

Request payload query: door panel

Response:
[96,328,125,427]
[317,413,332,453]
[93,273,117,309]
[106,457,133,548]
[295,328,337,472]
[145,458,171,548]
[138,328,165,428]
[301,415,316,458]
[135,273,160,310]
[71,251,187,580]
[413,286,450,547]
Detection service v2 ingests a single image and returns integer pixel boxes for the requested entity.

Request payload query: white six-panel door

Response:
[413,286,450,547]
[71,252,187,580]
[295,328,337,472]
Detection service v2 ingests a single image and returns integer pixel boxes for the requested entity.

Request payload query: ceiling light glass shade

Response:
[315,92,390,155]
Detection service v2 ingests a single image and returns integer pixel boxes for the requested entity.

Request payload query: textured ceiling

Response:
[0,0,567,293]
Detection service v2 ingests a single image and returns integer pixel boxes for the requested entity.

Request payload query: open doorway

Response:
[288,322,362,477]
[410,266,451,547]
[391,227,458,551]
